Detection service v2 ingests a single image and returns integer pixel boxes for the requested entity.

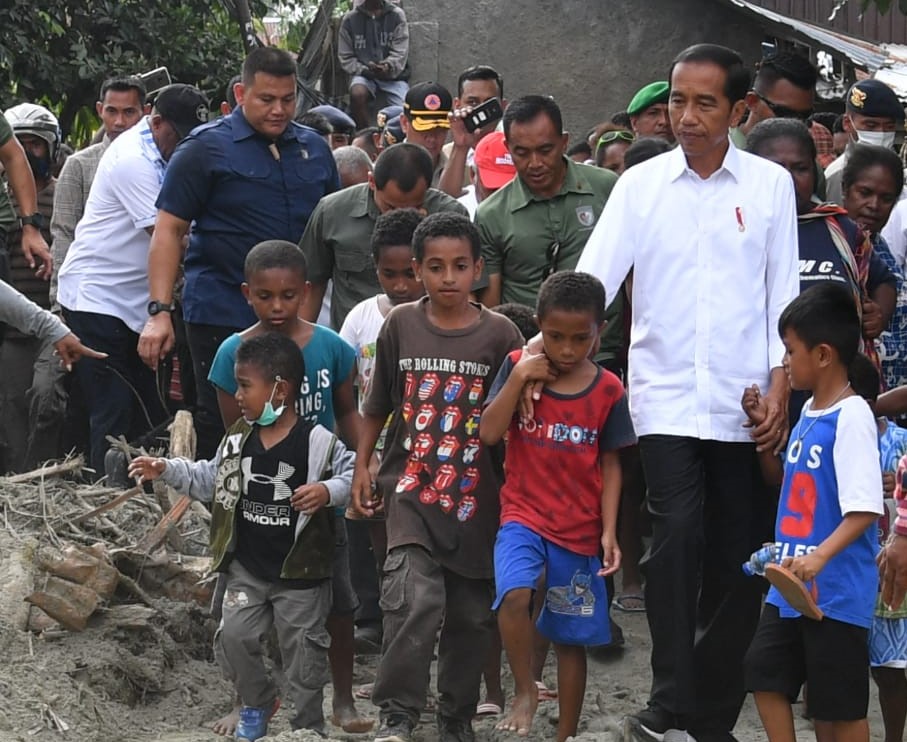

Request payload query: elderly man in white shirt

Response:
[58,84,208,476]
[577,44,798,742]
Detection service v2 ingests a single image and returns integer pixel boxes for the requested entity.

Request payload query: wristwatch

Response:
[147,300,175,316]
[20,213,46,230]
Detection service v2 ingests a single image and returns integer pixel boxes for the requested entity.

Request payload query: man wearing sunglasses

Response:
[825,78,905,204]
[732,50,816,149]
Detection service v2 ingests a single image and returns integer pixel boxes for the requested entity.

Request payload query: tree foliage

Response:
[0,0,274,143]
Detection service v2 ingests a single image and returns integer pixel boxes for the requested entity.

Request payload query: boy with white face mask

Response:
[826,78,905,204]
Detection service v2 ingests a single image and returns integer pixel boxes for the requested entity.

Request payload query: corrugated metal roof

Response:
[721,0,889,68]
[719,0,907,98]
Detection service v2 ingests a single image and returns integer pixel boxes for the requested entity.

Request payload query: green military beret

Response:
[627,81,670,116]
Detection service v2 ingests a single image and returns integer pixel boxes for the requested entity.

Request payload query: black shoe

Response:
[437,714,475,742]
[374,714,414,742]
[623,704,685,742]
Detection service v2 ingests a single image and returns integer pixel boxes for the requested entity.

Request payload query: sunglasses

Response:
[755,92,813,122]
[545,241,561,278]
[597,130,635,149]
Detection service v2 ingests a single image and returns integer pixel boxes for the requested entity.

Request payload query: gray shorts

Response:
[350,76,408,106]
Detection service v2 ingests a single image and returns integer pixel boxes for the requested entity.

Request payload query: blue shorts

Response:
[493,522,610,646]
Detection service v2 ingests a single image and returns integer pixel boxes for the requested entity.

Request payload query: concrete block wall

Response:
[400,0,766,138]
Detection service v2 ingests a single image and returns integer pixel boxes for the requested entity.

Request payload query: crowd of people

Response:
[6,2,907,740]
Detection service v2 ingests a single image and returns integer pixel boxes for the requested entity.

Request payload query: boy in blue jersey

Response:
[742,282,883,742]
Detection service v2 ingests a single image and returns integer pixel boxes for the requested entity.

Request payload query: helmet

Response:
[4,103,61,160]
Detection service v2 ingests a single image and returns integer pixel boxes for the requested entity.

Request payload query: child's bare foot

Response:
[208,704,240,736]
[331,703,375,733]
[496,692,538,737]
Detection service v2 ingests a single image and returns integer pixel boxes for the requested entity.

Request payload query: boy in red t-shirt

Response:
[480,271,636,742]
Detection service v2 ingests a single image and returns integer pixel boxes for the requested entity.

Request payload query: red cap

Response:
[473,131,516,190]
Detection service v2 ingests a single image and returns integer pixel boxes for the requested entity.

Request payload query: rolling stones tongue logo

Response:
[418,373,440,401]
[443,375,466,402]
[457,496,477,522]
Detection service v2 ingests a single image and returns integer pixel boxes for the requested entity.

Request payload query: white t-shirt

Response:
[339,294,387,412]
[58,117,165,333]
[457,184,478,219]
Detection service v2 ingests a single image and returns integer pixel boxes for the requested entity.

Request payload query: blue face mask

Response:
[245,378,286,427]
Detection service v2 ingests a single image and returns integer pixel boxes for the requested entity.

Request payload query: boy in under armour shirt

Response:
[129,333,354,742]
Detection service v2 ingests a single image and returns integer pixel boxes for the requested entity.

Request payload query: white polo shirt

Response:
[58,117,165,333]
[577,142,799,442]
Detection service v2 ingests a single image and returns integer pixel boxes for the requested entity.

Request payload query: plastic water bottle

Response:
[742,543,778,576]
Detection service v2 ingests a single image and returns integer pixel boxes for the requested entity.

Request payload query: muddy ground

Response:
[0,568,887,742]
[0,465,888,742]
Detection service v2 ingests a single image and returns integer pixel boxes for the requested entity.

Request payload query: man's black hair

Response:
[537,271,607,325]
[610,110,632,129]
[832,113,846,134]
[503,95,563,139]
[457,65,504,98]
[492,303,538,342]
[842,143,905,195]
[371,208,424,262]
[623,137,672,170]
[412,212,480,262]
[566,141,591,159]
[747,118,816,161]
[373,142,433,191]
[100,76,147,106]
[242,47,297,85]
[809,111,837,132]
[235,332,305,400]
[244,239,307,281]
[355,125,381,141]
[754,51,817,93]
[670,44,750,104]
[225,74,242,109]
[297,111,333,136]
[849,353,881,403]
[778,282,860,365]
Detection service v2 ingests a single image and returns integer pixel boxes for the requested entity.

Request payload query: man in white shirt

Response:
[58,84,209,475]
[577,44,798,742]
[49,75,148,309]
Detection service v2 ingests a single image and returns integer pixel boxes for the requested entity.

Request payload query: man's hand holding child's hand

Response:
[291,483,330,515]
[516,343,557,421]
[351,466,383,518]
[128,456,166,482]
[741,384,767,426]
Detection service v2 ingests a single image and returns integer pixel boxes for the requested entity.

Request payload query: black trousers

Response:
[184,321,241,459]
[638,435,768,736]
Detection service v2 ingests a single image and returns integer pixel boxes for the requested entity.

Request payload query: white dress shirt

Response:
[58,117,166,334]
[576,143,799,442]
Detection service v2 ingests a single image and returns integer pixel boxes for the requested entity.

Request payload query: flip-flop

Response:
[535,681,558,701]
[354,683,373,700]
[475,702,502,717]
[764,563,824,621]
[612,592,646,612]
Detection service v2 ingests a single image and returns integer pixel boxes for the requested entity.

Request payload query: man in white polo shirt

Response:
[577,44,798,742]
[58,84,209,475]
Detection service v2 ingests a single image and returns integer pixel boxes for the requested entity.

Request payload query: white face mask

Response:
[855,129,896,150]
